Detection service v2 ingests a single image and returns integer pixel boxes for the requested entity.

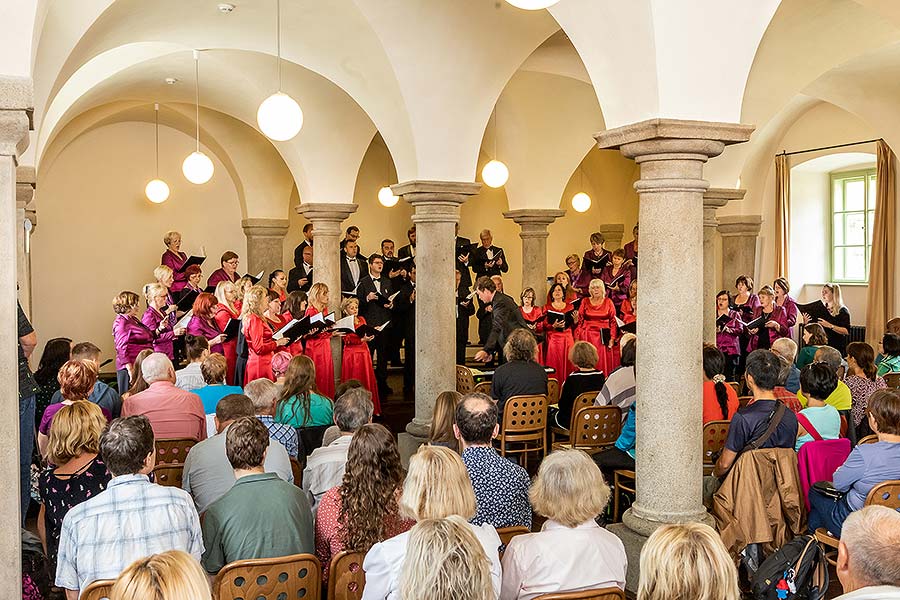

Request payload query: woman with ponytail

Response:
[702,344,739,424]
[846,341,888,437]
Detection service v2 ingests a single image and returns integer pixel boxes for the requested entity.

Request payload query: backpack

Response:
[751,535,828,600]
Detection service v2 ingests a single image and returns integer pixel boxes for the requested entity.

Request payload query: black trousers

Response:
[369,326,390,394]
[593,447,635,484]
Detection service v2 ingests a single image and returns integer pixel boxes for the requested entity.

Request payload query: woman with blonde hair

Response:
[38,401,111,575]
[142,281,184,360]
[803,283,851,354]
[362,445,502,600]
[637,522,739,600]
[428,391,463,452]
[304,282,337,398]
[213,280,241,385]
[160,230,188,293]
[113,290,156,393]
[242,285,290,383]
[500,449,625,599]
[340,296,380,413]
[111,550,211,600]
[576,279,619,376]
[400,516,494,600]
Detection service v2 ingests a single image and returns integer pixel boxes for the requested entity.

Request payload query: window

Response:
[831,168,876,283]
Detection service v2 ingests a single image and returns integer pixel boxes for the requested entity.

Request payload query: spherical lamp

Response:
[182,151,214,185]
[505,0,560,9]
[482,159,509,188]
[378,186,399,207]
[145,179,170,204]
[257,92,304,141]
[572,192,591,213]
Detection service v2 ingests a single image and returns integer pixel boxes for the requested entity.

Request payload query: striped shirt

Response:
[55,474,203,593]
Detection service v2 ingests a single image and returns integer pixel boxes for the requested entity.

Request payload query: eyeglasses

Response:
[226,259,239,265]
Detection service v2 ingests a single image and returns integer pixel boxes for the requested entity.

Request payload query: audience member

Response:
[876,333,900,377]
[593,402,636,482]
[637,522,740,600]
[428,391,462,452]
[596,335,636,410]
[500,449,626,599]
[702,345,739,424]
[835,506,900,599]
[796,363,841,451]
[490,328,548,422]
[845,342,887,438]
[271,350,292,385]
[245,377,299,458]
[797,323,828,369]
[122,349,152,400]
[315,424,413,582]
[400,516,494,600]
[321,379,364,446]
[362,445,502,600]
[798,346,852,412]
[275,355,334,427]
[304,388,374,510]
[55,416,202,596]
[714,350,799,478]
[194,354,242,416]
[772,347,803,413]
[122,353,207,441]
[110,550,211,600]
[69,342,123,416]
[201,416,313,573]
[175,335,210,392]
[771,337,801,394]
[182,394,292,513]
[18,300,39,522]
[553,341,605,429]
[38,359,110,457]
[34,337,72,421]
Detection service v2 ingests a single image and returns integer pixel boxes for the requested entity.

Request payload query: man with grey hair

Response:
[835,505,900,598]
[303,387,374,511]
[244,377,298,458]
[122,352,206,441]
[772,337,800,394]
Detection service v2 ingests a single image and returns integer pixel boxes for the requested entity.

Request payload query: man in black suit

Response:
[340,226,362,256]
[287,244,313,293]
[471,229,508,279]
[378,238,409,366]
[340,240,368,294]
[455,223,473,290]
[357,254,394,397]
[456,269,475,365]
[392,265,416,392]
[292,223,314,269]
[473,276,528,364]
[398,225,416,260]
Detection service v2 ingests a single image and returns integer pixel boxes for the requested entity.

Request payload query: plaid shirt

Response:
[257,415,299,458]
[55,474,203,592]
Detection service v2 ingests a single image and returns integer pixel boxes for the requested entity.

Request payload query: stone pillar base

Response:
[397,431,427,469]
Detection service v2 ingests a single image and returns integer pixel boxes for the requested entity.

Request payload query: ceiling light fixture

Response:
[481,105,509,188]
[571,165,591,212]
[182,50,215,185]
[145,103,170,203]
[257,0,303,141]
[505,0,561,9]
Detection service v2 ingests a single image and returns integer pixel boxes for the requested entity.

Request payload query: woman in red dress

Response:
[544,282,577,385]
[339,297,381,415]
[268,269,289,304]
[621,280,637,325]
[284,291,309,356]
[545,271,580,304]
[576,278,620,375]
[213,281,241,385]
[264,289,290,336]
[304,282,336,399]
[519,287,545,365]
[242,285,289,383]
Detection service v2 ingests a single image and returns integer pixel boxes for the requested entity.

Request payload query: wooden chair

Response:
[857,434,878,445]
[535,588,625,600]
[550,392,597,444]
[702,420,731,475]
[815,480,900,565]
[81,580,115,600]
[612,469,635,523]
[152,463,184,488]
[456,365,476,393]
[327,551,366,600]
[474,381,492,396]
[155,437,197,465]
[738,395,753,408]
[290,456,304,488]
[547,378,560,407]
[212,553,321,600]
[884,372,900,389]
[727,381,741,396]
[496,525,530,549]
[552,406,621,455]
[494,394,548,468]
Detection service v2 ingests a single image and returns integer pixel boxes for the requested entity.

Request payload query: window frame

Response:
[829,167,877,284]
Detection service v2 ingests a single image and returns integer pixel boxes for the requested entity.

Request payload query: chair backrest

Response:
[702,420,731,465]
[456,365,475,393]
[502,394,548,432]
[290,456,304,488]
[297,425,330,457]
[567,392,599,432]
[152,463,184,488]
[727,381,741,396]
[155,437,197,465]
[213,553,321,600]
[883,372,900,389]
[858,434,879,445]
[327,551,366,600]
[570,406,622,448]
[534,588,626,600]
[81,580,114,600]
[474,380,492,396]
[496,525,530,548]
[547,378,560,406]
[865,480,900,509]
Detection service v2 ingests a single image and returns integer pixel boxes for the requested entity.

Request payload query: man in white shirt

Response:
[835,506,900,599]
[175,335,211,392]
[303,388,373,511]
[341,240,367,294]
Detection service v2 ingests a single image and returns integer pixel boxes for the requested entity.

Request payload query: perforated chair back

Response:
[456,365,475,393]
[866,480,900,509]
[81,580,114,600]
[727,381,741,396]
[547,378,560,406]
[213,553,321,600]
[496,394,548,466]
[327,551,366,600]
[152,463,184,488]
[858,434,879,445]
[884,372,900,389]
[155,437,197,465]
[534,588,626,600]
[702,420,731,467]
[496,525,530,549]
[569,406,621,450]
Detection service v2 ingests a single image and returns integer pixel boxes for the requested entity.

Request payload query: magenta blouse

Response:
[779,294,799,331]
[162,250,188,292]
[142,307,176,359]
[112,314,155,370]
[747,305,791,351]
[716,310,743,356]
[39,402,112,435]
[207,268,238,290]
[599,265,631,309]
[187,315,224,355]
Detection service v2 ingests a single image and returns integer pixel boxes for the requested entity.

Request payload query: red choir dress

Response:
[341,316,381,415]
[214,303,240,385]
[244,313,277,383]
[270,287,288,303]
[519,306,545,365]
[621,298,636,325]
[544,302,576,386]
[303,306,335,399]
[576,297,620,376]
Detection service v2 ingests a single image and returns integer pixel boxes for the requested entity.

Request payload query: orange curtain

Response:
[774,154,791,279]
[865,141,897,348]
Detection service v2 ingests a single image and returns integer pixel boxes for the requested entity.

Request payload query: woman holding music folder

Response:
[544,282,578,386]
[304,283,337,399]
[339,296,381,414]
[800,283,852,355]
[161,230,188,292]
[576,279,620,376]
[715,290,743,381]
[142,282,184,360]
[599,249,631,315]
[187,292,226,355]
[519,287,545,365]
[214,281,241,385]
[242,285,290,383]
[284,291,309,356]
[746,286,790,352]
[575,232,610,292]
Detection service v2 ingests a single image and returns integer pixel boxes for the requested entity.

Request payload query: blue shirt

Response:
[615,405,636,459]
[784,366,801,394]
[275,392,334,428]
[833,441,900,510]
[795,404,841,451]
[724,399,799,453]
[195,385,244,415]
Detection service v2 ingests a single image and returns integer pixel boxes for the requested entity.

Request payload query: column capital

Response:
[595,118,755,154]
[703,188,744,227]
[394,180,481,224]
[597,223,625,242]
[16,165,35,209]
[296,202,358,222]
[717,214,762,237]
[503,208,566,238]
[0,76,34,159]
[240,218,290,237]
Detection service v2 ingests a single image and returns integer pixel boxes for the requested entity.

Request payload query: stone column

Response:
[702,188,744,344]
[16,165,35,315]
[596,119,753,584]
[393,181,481,441]
[718,214,761,290]
[0,75,33,598]
[241,218,290,277]
[598,223,625,250]
[503,209,565,301]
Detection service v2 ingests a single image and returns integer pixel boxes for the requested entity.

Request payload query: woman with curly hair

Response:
[314,423,413,582]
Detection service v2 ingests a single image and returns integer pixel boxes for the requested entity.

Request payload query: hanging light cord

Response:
[194,50,201,152]
[276,0,283,92]
[155,103,160,177]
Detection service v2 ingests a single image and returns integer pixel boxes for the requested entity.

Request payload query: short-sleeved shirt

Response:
[797,380,853,411]
[462,446,532,529]
[796,404,841,451]
[18,303,38,399]
[724,399,799,453]
[195,384,244,415]
[275,392,334,427]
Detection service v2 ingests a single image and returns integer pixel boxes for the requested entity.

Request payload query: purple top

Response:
[716,309,743,356]
[778,294,799,330]
[207,268,238,290]
[575,249,610,291]
[599,265,631,308]
[142,307,176,359]
[733,293,761,323]
[187,315,224,354]
[747,304,791,351]
[623,240,637,262]
[112,314,155,371]
[162,250,188,292]
[39,401,112,435]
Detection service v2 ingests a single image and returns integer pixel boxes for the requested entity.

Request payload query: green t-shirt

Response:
[876,355,900,378]
[797,379,852,411]
[275,392,334,428]
[795,345,820,370]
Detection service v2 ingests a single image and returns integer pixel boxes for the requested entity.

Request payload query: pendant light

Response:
[145,103,170,203]
[378,149,399,207]
[505,0,560,9]
[482,106,509,188]
[257,0,304,141]
[182,50,215,185]
[572,164,591,213]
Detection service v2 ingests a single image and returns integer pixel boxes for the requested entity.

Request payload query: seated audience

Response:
[182,394,292,513]
[552,341,605,429]
[876,333,900,377]
[771,337,801,394]
[315,424,413,582]
[122,353,207,441]
[400,516,494,600]
[271,350,291,386]
[637,522,740,600]
[875,319,900,365]
[362,445,502,600]
[38,359,110,457]
[38,402,111,576]
[122,349,152,400]
[275,355,334,428]
[34,336,72,425]
[490,329,548,422]
[244,377,299,458]
[773,349,803,413]
[428,390,462,452]
[194,354,242,416]
[808,389,900,537]
[455,393,531,529]
[201,416,313,573]
[593,403,636,482]
[321,379,364,446]
[796,363,841,451]
[500,449,626,599]
[304,388,373,511]
[110,550,211,600]
[796,323,828,369]
[49,342,122,418]
[55,416,202,596]
[714,350,799,478]
[835,506,900,599]
[175,335,210,392]
[798,346,853,411]
[845,342,887,438]
[596,335,636,410]
[702,345,739,424]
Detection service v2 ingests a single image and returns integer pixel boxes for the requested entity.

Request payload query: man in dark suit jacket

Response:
[392,266,416,392]
[287,244,313,293]
[357,254,394,397]
[456,269,475,365]
[398,225,416,260]
[473,276,528,364]
[292,223,314,269]
[455,223,473,291]
[471,229,508,279]
[341,240,368,294]
[340,226,362,256]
